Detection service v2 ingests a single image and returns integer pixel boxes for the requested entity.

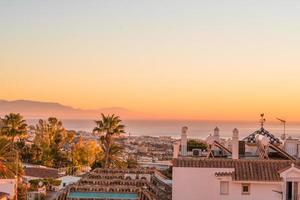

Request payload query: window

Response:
[220,181,229,195]
[242,184,250,195]
[286,181,298,200]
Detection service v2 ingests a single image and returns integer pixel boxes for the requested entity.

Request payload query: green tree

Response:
[0,137,22,178]
[16,139,32,163]
[93,114,125,168]
[125,156,139,169]
[92,144,125,169]
[17,182,27,200]
[187,139,207,151]
[33,117,71,167]
[69,137,101,173]
[30,144,43,163]
[0,113,27,144]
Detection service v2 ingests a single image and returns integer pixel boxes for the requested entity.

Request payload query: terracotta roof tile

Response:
[173,158,298,182]
[24,167,60,179]
[215,172,232,177]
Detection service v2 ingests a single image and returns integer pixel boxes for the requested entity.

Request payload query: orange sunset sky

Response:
[1,1,300,121]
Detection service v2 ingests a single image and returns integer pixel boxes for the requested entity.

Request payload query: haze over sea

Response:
[27,119,300,139]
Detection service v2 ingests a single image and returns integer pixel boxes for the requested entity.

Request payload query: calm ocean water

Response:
[26,119,300,139]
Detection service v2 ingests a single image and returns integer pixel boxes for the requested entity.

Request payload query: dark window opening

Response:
[287,182,292,200]
[241,184,250,195]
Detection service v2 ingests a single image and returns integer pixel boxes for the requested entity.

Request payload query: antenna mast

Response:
[276,118,286,140]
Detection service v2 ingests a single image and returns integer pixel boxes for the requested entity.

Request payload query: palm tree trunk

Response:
[104,143,110,168]
[11,136,15,145]
[104,135,112,168]
[10,136,15,151]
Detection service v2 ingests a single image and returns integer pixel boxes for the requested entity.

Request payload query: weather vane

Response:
[259,113,266,128]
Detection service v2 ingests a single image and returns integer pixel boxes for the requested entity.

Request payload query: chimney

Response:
[213,127,220,142]
[232,128,239,159]
[181,126,188,156]
[173,141,180,158]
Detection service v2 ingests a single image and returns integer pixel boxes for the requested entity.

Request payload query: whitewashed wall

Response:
[0,179,16,199]
[173,167,282,200]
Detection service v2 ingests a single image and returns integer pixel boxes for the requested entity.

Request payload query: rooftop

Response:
[57,168,171,200]
[68,192,138,200]
[173,157,299,182]
[243,127,281,145]
[24,167,60,179]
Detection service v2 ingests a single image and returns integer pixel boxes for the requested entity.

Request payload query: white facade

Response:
[173,167,284,200]
[284,139,300,158]
[173,163,300,200]
[0,179,16,199]
[58,176,81,190]
[280,164,300,199]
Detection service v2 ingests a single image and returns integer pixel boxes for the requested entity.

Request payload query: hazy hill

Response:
[0,100,141,119]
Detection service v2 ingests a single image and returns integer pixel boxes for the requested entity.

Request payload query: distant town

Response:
[2,112,300,200]
[2,0,300,199]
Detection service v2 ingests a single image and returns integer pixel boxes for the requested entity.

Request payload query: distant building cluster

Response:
[3,118,300,200]
[117,135,173,169]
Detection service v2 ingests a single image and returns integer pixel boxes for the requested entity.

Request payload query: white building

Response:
[284,137,300,158]
[57,176,81,190]
[173,158,300,200]
[172,126,300,200]
[0,179,16,200]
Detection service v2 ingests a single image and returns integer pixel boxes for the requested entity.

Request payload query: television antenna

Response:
[276,118,286,140]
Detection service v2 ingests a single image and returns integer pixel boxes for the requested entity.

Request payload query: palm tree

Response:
[92,144,125,169]
[125,156,139,169]
[93,114,125,168]
[0,137,18,178]
[0,113,27,144]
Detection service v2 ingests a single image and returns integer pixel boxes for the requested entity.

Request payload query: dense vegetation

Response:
[187,139,207,151]
[0,112,138,199]
[29,178,61,191]
[0,137,21,178]
[0,113,138,173]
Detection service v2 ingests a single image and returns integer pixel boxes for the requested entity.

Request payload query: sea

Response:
[26,119,300,139]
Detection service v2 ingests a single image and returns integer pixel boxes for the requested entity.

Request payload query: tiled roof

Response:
[243,128,281,145]
[0,192,9,198]
[215,172,232,177]
[277,163,300,173]
[24,167,60,179]
[173,158,298,182]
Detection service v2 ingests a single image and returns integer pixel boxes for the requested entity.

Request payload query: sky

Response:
[1,0,300,120]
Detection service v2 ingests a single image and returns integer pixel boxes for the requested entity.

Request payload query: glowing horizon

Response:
[1,1,300,121]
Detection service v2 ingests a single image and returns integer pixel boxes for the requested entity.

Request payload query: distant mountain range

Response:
[0,100,143,119]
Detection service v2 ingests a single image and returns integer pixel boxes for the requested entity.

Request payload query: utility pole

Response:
[15,150,18,200]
